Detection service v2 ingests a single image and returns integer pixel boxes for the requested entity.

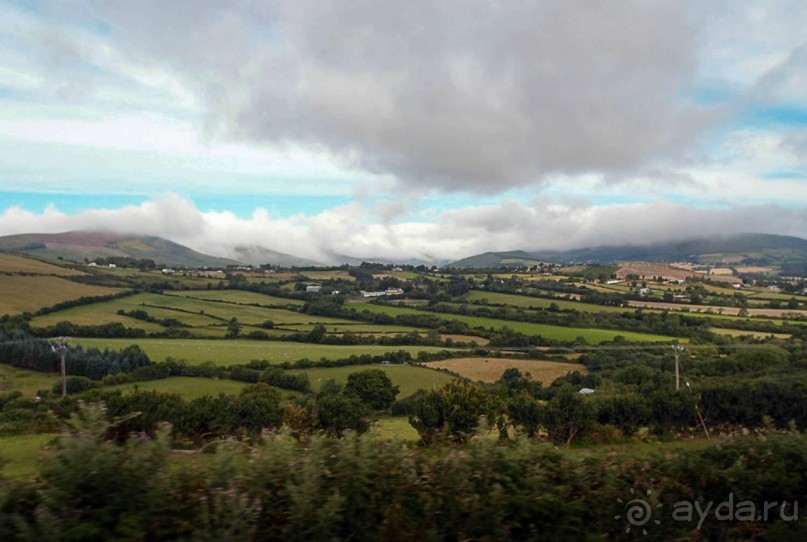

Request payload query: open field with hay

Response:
[422,357,586,384]
[463,290,626,313]
[289,364,456,398]
[0,253,85,276]
[0,275,122,316]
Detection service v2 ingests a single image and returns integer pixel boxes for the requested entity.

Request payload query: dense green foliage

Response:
[1,405,805,541]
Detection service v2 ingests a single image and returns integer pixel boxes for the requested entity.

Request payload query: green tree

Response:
[408,381,494,443]
[544,388,595,446]
[234,383,283,437]
[317,392,370,436]
[344,369,400,410]
[507,392,544,438]
[226,317,241,339]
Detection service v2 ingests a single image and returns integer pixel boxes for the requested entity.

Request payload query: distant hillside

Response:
[0,231,239,268]
[232,245,322,267]
[448,234,807,268]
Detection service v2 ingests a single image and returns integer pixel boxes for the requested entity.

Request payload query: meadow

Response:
[30,291,356,333]
[71,338,454,365]
[106,376,253,400]
[0,253,84,276]
[0,433,56,478]
[288,364,456,398]
[422,357,587,384]
[174,289,305,307]
[0,363,59,396]
[352,303,682,343]
[463,290,627,313]
[0,275,122,315]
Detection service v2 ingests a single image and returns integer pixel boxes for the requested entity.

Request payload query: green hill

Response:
[448,234,807,272]
[0,231,239,268]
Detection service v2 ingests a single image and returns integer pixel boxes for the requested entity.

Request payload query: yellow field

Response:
[0,275,121,315]
[422,357,586,383]
[0,252,85,276]
[709,328,792,339]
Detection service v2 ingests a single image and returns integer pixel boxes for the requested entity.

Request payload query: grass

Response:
[289,364,456,398]
[0,363,59,397]
[174,290,305,307]
[101,376,308,401]
[0,433,56,479]
[352,303,682,343]
[0,275,122,316]
[299,270,354,281]
[106,377,249,399]
[369,416,419,441]
[70,338,456,366]
[0,252,85,276]
[709,328,792,339]
[422,357,587,384]
[31,292,355,332]
[463,290,627,313]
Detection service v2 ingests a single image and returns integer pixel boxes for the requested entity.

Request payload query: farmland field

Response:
[0,253,85,276]
[463,290,627,313]
[106,377,257,400]
[422,357,587,384]
[299,270,354,281]
[352,303,682,343]
[0,363,59,396]
[369,416,420,441]
[628,300,807,318]
[174,290,305,307]
[71,338,455,365]
[709,328,792,339]
[0,433,56,478]
[0,275,122,315]
[288,364,456,398]
[30,292,356,332]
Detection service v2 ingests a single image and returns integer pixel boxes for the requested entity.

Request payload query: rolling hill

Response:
[0,231,239,268]
[231,245,322,267]
[448,234,807,270]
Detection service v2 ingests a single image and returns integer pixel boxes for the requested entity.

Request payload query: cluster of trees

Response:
[88,256,157,269]
[0,330,152,379]
[90,368,398,442]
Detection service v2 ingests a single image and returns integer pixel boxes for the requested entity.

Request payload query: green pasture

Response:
[30,292,356,333]
[352,303,682,343]
[0,275,123,316]
[463,290,626,313]
[174,290,305,307]
[70,338,456,366]
[289,364,456,398]
[0,433,56,479]
[0,363,59,397]
[106,377,256,400]
[0,252,84,276]
[369,416,419,441]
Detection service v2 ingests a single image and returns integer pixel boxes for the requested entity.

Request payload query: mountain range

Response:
[1,231,806,270]
[446,233,807,268]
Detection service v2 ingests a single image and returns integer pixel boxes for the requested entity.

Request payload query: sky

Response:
[0,0,805,263]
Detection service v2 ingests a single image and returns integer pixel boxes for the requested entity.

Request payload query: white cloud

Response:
[1,195,805,264]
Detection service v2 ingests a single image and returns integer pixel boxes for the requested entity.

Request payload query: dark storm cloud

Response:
[91,0,712,193]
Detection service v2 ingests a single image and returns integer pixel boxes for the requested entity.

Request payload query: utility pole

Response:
[672,344,684,391]
[51,338,67,397]
[59,338,67,397]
